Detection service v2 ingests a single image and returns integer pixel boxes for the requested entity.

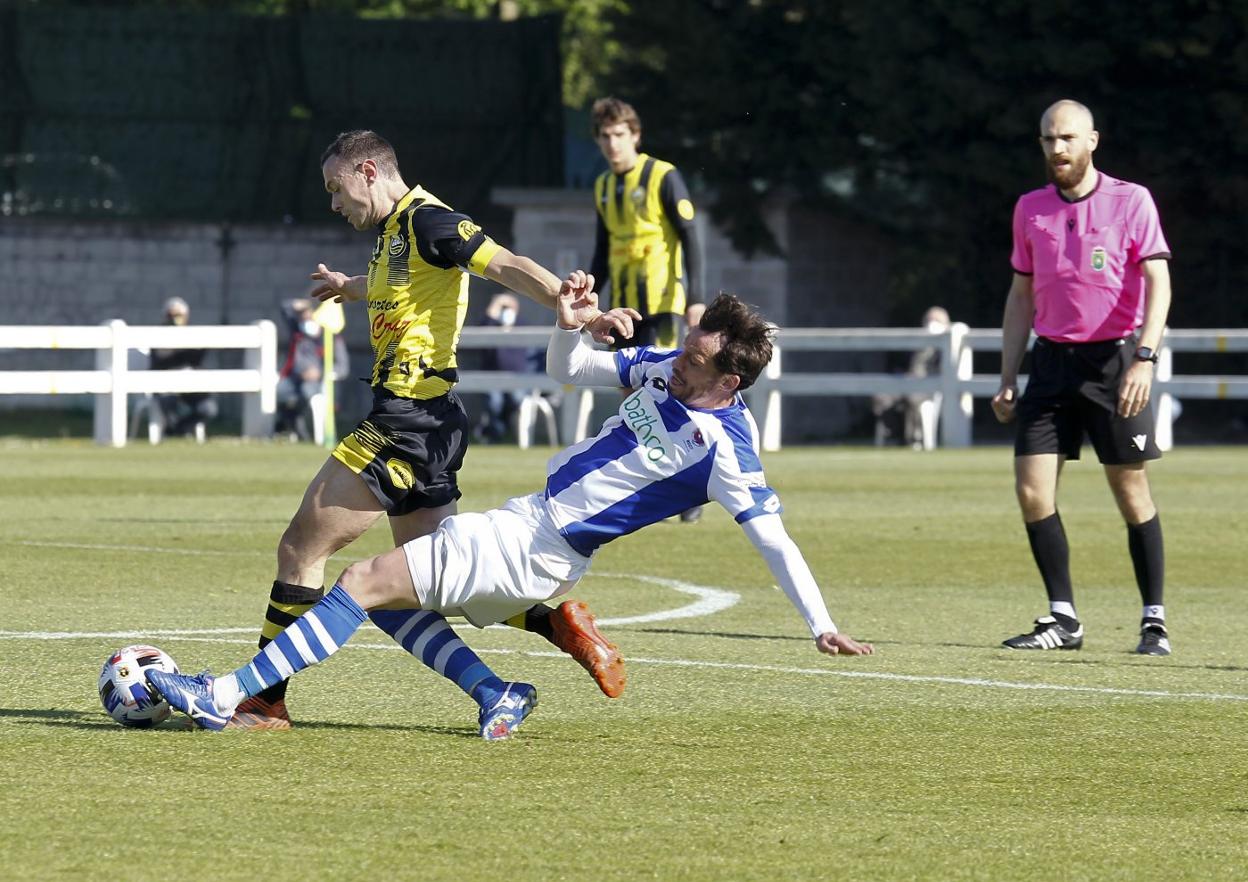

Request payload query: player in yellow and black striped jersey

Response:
[227,130,638,732]
[589,96,705,350]
[590,97,707,524]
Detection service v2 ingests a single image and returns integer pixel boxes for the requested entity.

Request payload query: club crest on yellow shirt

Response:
[1090,246,1107,272]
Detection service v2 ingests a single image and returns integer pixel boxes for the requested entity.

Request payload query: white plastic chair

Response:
[516,390,558,449]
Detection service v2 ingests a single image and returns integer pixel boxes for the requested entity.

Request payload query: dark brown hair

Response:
[320,130,399,177]
[591,97,642,137]
[697,293,775,391]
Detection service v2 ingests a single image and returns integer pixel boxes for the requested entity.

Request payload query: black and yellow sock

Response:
[254,580,325,703]
[504,604,556,644]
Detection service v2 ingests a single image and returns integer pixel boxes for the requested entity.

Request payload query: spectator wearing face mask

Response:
[474,292,537,444]
[276,297,350,441]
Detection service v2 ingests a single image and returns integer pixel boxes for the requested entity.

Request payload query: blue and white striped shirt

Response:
[544,345,782,557]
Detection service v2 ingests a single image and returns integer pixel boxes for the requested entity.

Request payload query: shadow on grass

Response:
[94,516,289,526]
[0,707,485,738]
[633,629,1248,672]
[636,627,808,643]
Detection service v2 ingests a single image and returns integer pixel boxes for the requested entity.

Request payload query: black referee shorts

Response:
[1015,336,1162,465]
[331,388,469,515]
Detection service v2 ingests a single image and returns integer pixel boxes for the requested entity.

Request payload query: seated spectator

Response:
[149,296,219,439]
[873,306,950,449]
[473,292,538,444]
[276,297,349,441]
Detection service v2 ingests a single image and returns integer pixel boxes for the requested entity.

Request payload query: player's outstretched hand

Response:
[556,270,599,328]
[991,384,1018,424]
[815,632,874,656]
[309,263,365,303]
[557,270,641,343]
[588,307,641,345]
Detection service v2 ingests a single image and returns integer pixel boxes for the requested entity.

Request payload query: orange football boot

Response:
[224,694,293,731]
[550,600,626,698]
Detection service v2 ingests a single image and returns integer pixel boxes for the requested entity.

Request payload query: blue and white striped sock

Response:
[228,584,368,704]
[370,609,504,707]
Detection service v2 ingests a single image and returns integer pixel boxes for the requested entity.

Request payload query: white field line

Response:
[6,540,742,625]
[4,628,1247,704]
[9,538,1243,703]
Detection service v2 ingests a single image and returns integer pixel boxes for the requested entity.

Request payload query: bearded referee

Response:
[994,99,1173,656]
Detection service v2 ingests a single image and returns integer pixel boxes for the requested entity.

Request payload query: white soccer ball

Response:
[98,644,179,728]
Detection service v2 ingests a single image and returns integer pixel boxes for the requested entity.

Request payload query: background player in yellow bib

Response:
[230,130,638,733]
[590,96,707,522]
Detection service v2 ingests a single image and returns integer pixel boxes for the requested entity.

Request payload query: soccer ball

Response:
[98,644,179,728]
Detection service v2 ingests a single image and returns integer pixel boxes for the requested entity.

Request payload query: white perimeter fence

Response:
[1,322,1246,450]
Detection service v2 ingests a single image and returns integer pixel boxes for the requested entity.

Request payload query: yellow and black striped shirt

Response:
[590,152,703,319]
[366,185,501,399]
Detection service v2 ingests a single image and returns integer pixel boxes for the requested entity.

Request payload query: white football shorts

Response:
[402,492,591,627]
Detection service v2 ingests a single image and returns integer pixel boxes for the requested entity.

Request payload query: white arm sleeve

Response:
[546,326,624,387]
[741,514,837,638]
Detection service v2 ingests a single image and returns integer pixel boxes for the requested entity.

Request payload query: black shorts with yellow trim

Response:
[610,312,682,351]
[332,387,469,516]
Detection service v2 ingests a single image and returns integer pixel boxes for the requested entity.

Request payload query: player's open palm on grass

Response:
[816,632,874,656]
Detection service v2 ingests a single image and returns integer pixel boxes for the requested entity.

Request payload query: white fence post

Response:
[1156,338,1174,451]
[92,320,128,447]
[940,323,972,447]
[754,345,782,453]
[242,319,277,439]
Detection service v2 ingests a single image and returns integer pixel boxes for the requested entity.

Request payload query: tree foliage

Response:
[607,0,1248,327]
[33,0,624,108]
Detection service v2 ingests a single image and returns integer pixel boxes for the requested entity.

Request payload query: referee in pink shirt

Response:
[992,99,1173,656]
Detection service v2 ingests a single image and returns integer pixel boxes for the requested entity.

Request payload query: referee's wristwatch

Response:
[1134,346,1159,364]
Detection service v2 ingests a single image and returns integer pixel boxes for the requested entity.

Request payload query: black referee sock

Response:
[1127,514,1165,610]
[254,580,326,703]
[1026,512,1077,628]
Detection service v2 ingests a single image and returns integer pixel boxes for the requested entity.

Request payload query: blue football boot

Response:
[146,670,232,731]
[478,682,538,741]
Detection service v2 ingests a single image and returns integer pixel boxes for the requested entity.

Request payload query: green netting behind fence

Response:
[0,9,563,221]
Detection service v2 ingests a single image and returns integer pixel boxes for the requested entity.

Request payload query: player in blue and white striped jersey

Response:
[147,275,872,734]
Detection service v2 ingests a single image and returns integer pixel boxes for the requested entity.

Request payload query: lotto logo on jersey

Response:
[621,389,671,465]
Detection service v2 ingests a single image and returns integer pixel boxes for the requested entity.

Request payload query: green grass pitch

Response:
[0,441,1245,881]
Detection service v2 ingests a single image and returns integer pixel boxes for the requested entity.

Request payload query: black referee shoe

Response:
[1135,623,1172,656]
[1002,615,1084,650]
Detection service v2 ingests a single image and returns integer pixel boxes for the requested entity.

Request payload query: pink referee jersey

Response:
[1010,172,1170,343]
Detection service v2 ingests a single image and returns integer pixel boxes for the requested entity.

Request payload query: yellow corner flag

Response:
[313,300,346,448]
[312,299,346,334]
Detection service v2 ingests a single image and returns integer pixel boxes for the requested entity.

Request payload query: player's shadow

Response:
[0,707,502,740]
[95,516,286,525]
[0,707,115,730]
[634,629,1248,673]
[636,627,808,642]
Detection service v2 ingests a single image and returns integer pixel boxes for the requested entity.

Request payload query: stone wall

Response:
[0,194,896,441]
